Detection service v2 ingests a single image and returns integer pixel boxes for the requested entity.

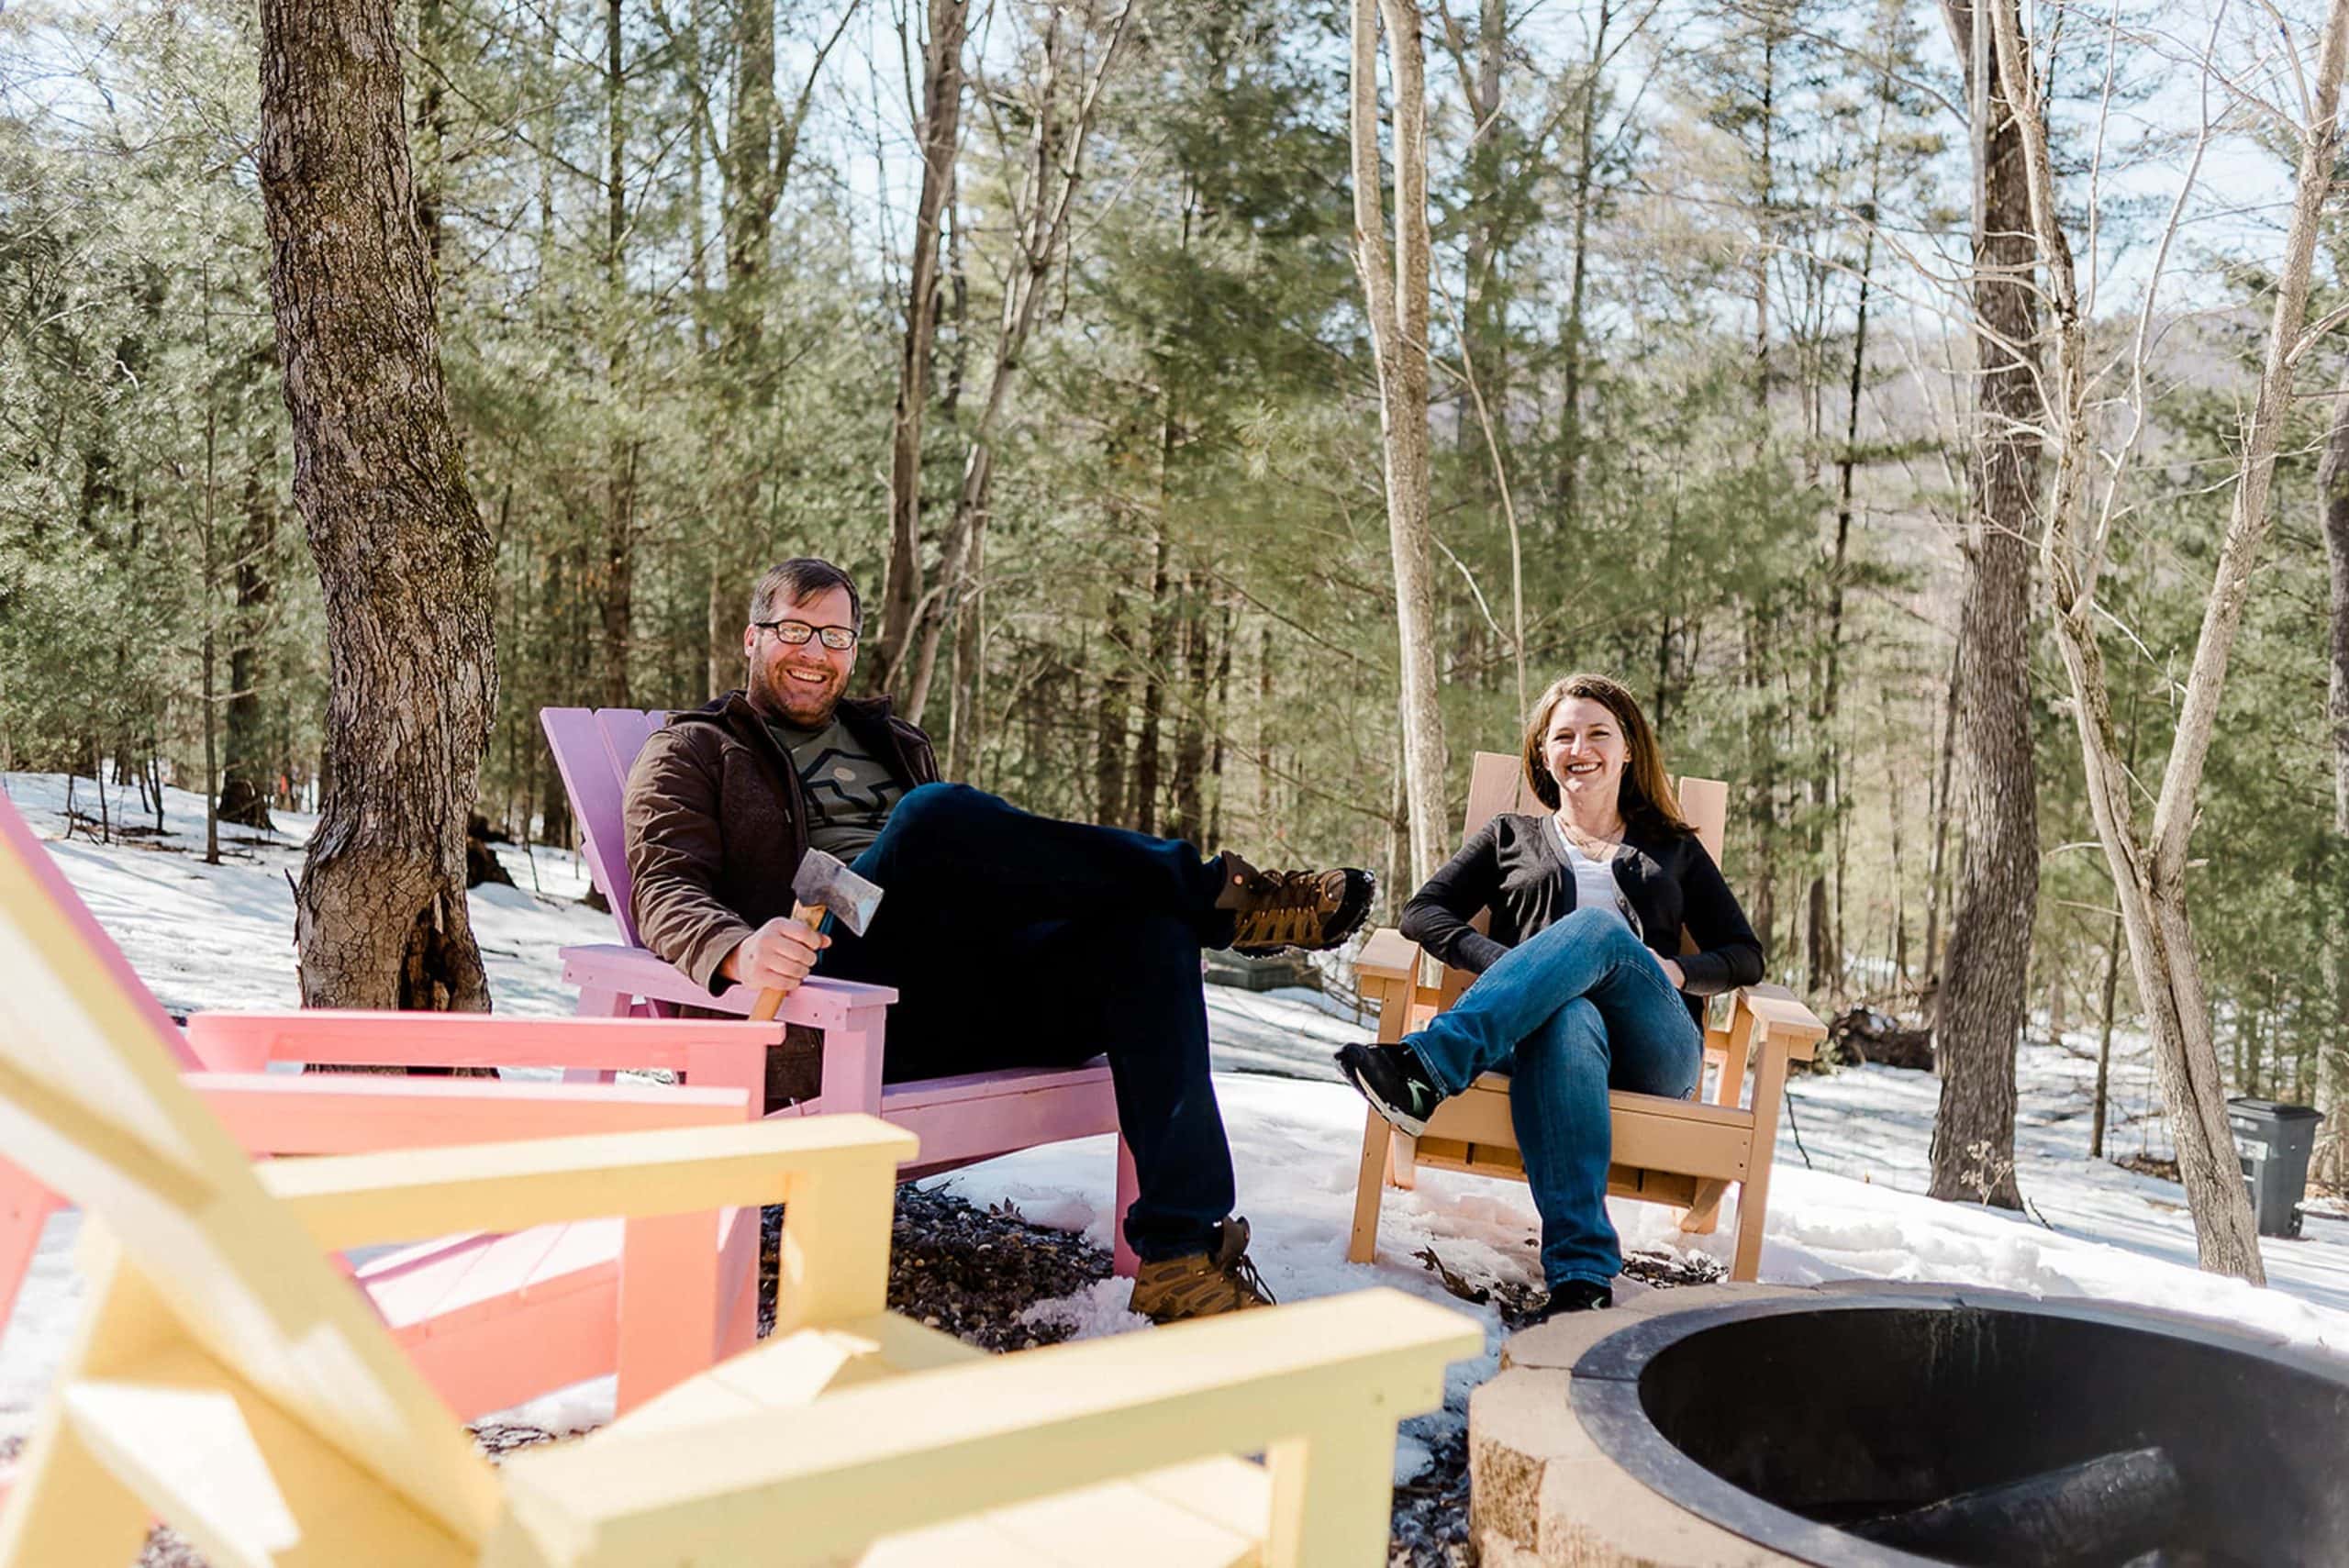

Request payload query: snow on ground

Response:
[6,767,2349,1464]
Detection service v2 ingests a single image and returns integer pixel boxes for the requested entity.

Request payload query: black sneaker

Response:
[1528,1279,1614,1323]
[1334,1041,1443,1138]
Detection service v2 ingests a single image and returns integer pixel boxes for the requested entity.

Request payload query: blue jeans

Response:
[1402,906,1704,1291]
[815,784,1241,1262]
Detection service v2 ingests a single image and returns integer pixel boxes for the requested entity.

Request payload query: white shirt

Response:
[1548,817,1634,934]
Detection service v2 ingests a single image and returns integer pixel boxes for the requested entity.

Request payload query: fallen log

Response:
[1848,1445,2184,1565]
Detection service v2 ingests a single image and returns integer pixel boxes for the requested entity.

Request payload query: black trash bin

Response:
[2227,1097,2321,1240]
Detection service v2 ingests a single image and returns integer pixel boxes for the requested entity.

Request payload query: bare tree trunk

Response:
[1207,595,1232,848]
[878,0,967,695]
[199,323,221,868]
[1749,20,1776,412]
[1557,0,1610,523]
[1923,637,1960,988]
[1806,43,1890,1003]
[1928,0,2037,1211]
[413,0,450,272]
[1133,522,1173,836]
[2091,911,2123,1159]
[217,440,277,830]
[1353,0,1450,884]
[600,0,635,707]
[945,523,984,777]
[1884,687,1909,986]
[1172,574,1208,843]
[1254,621,1274,839]
[2002,0,2349,1279]
[2319,352,2349,1185]
[1094,589,1132,826]
[1453,0,1506,455]
[907,1,1134,726]
[2090,685,2143,1159]
[261,0,497,1010]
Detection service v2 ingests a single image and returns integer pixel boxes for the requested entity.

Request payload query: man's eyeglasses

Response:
[755,619,860,651]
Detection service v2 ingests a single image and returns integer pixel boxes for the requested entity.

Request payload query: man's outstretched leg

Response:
[850,782,1375,957]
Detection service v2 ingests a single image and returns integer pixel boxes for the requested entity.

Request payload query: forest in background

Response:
[2,0,2344,1203]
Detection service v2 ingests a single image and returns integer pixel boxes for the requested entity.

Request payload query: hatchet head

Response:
[790,847,885,937]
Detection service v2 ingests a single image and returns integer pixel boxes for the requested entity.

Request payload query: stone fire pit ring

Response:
[1470,1280,2349,1567]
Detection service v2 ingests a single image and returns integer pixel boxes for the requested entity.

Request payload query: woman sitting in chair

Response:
[1336,673,1763,1319]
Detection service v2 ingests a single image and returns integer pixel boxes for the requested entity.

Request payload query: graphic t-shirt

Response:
[766,717,906,860]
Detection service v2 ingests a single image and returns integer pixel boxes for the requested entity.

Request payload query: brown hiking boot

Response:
[1216,855,1375,955]
[1128,1217,1277,1323]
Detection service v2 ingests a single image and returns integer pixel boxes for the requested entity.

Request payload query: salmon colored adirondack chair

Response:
[1348,752,1828,1283]
[543,706,1142,1274]
[0,788,1482,1567]
[0,795,791,1419]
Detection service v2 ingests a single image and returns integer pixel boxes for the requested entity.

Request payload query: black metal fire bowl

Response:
[1562,1284,2349,1568]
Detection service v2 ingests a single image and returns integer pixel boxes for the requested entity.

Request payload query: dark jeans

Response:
[814,783,1241,1262]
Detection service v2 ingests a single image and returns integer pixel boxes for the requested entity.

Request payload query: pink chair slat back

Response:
[0,799,203,1072]
[540,707,666,946]
[0,793,501,1538]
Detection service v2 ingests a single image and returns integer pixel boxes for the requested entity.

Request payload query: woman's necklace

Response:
[1554,808,1626,862]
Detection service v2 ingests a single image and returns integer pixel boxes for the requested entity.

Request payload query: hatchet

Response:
[751,847,885,1022]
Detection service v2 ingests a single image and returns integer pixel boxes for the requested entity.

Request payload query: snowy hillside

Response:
[4,768,2347,1462]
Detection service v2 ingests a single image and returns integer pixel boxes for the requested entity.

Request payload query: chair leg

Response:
[0,1401,150,1568]
[616,1210,722,1414]
[573,986,634,1018]
[1264,1418,1401,1568]
[0,1159,59,1343]
[1678,1180,1728,1237]
[1347,1109,1390,1264]
[0,1252,168,1568]
[714,1207,763,1356]
[1110,1137,1140,1279]
[1388,1131,1419,1191]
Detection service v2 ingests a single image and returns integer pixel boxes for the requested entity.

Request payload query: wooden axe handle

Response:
[750,900,829,1022]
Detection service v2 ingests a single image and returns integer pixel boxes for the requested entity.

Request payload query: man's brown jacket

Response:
[621,691,938,995]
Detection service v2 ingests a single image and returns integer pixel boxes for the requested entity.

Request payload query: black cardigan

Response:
[1398,811,1765,1028]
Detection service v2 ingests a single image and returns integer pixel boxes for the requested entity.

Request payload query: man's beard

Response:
[749,662,843,728]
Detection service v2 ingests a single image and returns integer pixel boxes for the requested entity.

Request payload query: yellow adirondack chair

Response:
[1349,752,1827,1283]
[0,786,1481,1566]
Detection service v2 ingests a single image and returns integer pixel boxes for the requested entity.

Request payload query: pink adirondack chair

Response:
[0,793,791,1421]
[543,706,1141,1275]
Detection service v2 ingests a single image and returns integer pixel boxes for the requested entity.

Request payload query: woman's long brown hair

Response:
[1520,673,1692,836]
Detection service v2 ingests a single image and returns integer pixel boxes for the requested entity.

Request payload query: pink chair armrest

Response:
[184,1009,788,1073]
[558,943,897,1028]
[188,1072,750,1154]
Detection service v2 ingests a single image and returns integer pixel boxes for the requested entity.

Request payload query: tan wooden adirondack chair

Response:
[0,780,1481,1566]
[1348,752,1826,1283]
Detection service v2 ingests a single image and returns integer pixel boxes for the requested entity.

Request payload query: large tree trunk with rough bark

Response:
[2320,355,2349,1187]
[259,0,497,1010]
[878,0,968,696]
[1928,0,2036,1210]
[1353,0,1450,884]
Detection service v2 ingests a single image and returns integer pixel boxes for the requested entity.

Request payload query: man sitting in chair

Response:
[624,557,1375,1322]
